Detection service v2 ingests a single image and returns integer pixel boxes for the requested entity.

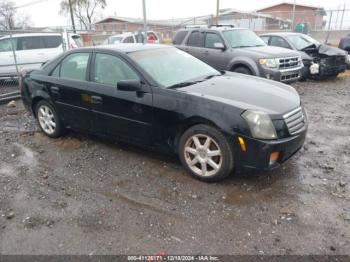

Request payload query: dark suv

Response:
[173,26,303,83]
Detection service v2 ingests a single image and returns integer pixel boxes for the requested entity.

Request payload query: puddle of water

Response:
[0,163,18,177]
[14,143,38,169]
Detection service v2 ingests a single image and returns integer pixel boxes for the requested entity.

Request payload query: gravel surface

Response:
[0,75,349,255]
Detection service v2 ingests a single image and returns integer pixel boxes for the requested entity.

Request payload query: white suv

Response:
[0,33,82,79]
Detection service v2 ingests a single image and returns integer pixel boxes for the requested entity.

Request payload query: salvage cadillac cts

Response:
[20,44,307,181]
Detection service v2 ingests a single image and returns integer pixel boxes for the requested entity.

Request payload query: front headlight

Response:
[259,58,277,68]
[242,110,277,139]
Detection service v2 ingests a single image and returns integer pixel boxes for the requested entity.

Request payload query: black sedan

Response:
[20,44,307,181]
[260,32,348,80]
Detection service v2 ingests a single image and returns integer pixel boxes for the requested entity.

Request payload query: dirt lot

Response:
[0,75,349,255]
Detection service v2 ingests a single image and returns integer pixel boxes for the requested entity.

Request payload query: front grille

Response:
[281,73,299,82]
[278,57,299,69]
[283,107,306,135]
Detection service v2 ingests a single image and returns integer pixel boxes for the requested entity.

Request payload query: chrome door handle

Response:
[91,95,102,104]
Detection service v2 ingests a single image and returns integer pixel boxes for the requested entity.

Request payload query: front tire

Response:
[233,66,252,75]
[179,124,234,182]
[35,100,64,138]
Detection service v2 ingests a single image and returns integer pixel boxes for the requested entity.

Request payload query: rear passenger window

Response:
[260,36,269,44]
[187,31,204,47]
[17,36,45,50]
[93,53,139,86]
[172,31,188,45]
[124,36,135,43]
[60,53,89,81]
[44,36,62,48]
[205,33,223,48]
[270,36,291,49]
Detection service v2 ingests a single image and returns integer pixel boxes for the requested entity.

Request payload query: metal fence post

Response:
[9,33,19,76]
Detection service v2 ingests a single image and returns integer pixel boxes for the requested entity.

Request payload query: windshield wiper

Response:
[167,80,202,89]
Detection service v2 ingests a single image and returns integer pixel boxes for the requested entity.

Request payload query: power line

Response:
[15,0,50,9]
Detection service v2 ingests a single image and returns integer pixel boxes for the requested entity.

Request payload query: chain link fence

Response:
[1,8,349,100]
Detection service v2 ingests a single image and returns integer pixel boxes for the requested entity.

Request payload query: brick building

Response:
[256,2,326,30]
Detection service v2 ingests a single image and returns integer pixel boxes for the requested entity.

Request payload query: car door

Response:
[0,37,17,77]
[88,52,153,145]
[48,51,93,131]
[183,31,205,59]
[199,32,228,70]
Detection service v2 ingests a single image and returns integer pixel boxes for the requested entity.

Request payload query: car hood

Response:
[233,46,299,58]
[179,72,300,117]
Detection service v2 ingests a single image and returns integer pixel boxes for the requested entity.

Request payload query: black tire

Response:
[178,124,234,182]
[233,66,252,75]
[35,100,64,138]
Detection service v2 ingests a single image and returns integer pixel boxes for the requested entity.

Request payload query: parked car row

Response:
[173,26,303,83]
[260,32,349,80]
[20,43,307,182]
[102,31,160,45]
[172,26,349,83]
[0,33,82,80]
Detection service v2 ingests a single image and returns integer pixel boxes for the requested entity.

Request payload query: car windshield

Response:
[129,47,220,88]
[223,29,266,48]
[287,34,320,50]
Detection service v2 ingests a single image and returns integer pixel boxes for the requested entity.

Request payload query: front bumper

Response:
[234,129,307,172]
[259,66,302,83]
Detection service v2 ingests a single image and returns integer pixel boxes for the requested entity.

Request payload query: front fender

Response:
[227,57,260,76]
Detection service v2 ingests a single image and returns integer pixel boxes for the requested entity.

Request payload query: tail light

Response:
[19,68,26,92]
[70,42,78,49]
[339,35,346,47]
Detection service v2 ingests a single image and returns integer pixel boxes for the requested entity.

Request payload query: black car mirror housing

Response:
[117,80,142,92]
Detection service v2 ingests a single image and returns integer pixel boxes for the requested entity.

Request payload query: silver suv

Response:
[173,26,303,83]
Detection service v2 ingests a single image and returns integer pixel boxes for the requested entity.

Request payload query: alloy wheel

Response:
[184,134,222,177]
[37,105,56,135]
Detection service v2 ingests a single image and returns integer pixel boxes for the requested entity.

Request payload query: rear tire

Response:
[233,66,252,75]
[35,100,64,138]
[179,124,234,182]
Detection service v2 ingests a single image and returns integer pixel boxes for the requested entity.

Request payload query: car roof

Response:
[0,33,62,39]
[260,32,303,37]
[183,27,247,32]
[83,43,172,53]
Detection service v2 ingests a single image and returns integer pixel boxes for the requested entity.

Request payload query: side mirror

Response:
[213,42,225,50]
[117,80,142,92]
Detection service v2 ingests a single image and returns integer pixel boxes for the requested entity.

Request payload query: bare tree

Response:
[0,0,16,30]
[60,0,106,30]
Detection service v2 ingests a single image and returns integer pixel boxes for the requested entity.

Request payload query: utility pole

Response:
[216,0,220,25]
[340,3,346,30]
[68,0,76,33]
[291,0,296,31]
[142,0,147,44]
[334,4,340,30]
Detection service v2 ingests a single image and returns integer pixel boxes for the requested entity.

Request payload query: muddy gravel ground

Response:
[0,76,349,256]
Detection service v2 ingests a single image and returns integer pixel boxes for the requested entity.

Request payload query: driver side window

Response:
[93,53,139,86]
[205,33,224,48]
[270,36,291,49]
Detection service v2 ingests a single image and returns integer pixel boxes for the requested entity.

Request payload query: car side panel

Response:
[151,87,247,154]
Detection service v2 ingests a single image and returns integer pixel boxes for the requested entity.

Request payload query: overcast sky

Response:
[14,0,349,27]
